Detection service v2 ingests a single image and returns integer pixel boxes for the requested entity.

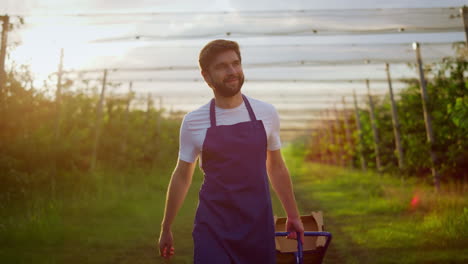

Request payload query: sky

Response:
[1,0,467,136]
[3,0,467,13]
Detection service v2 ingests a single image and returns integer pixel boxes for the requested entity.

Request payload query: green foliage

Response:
[305,49,468,182]
[0,67,181,203]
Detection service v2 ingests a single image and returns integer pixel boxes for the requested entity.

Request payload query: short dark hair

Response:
[199,39,242,72]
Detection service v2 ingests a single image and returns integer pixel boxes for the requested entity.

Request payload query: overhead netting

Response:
[50,42,459,73]
[11,7,465,40]
[8,7,465,74]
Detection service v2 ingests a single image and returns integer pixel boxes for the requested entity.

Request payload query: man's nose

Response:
[226,64,237,74]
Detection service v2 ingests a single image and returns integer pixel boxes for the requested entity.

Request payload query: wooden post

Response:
[125,81,132,121]
[156,96,162,138]
[326,109,338,166]
[0,15,8,96]
[318,113,326,164]
[461,6,468,45]
[353,90,367,171]
[320,112,332,165]
[147,93,152,112]
[91,69,108,172]
[385,63,405,171]
[333,104,345,167]
[51,48,64,195]
[154,95,163,166]
[54,48,64,142]
[320,129,327,164]
[121,81,132,154]
[342,97,354,168]
[323,111,330,165]
[366,79,382,173]
[316,130,324,163]
[324,119,333,165]
[413,42,440,192]
[0,14,9,128]
[158,96,163,111]
[321,128,327,164]
[145,92,153,126]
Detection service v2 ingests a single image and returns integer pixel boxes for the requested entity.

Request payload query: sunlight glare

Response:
[9,17,139,84]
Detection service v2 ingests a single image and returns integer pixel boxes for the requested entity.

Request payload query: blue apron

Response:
[193,95,276,263]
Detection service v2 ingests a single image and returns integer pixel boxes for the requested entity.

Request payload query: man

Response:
[158,39,304,263]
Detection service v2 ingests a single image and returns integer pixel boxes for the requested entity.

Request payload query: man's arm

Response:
[158,159,196,258]
[266,149,304,241]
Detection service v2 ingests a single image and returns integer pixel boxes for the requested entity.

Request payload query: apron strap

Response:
[209,98,216,127]
[209,94,257,127]
[242,94,258,121]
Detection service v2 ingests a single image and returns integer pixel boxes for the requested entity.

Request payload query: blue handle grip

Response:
[275,231,332,264]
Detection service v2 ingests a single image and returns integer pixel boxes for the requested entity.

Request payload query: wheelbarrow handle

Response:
[275,231,333,264]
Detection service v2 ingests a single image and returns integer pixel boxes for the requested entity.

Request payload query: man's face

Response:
[203,50,244,97]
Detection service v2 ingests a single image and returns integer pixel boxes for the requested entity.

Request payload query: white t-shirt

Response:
[178,95,282,165]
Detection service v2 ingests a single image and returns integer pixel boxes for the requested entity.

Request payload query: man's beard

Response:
[211,74,244,97]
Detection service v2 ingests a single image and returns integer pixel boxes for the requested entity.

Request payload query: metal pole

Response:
[342,97,354,168]
[413,42,440,192]
[366,80,382,173]
[385,63,405,171]
[91,69,108,171]
[461,6,468,45]
[353,90,367,171]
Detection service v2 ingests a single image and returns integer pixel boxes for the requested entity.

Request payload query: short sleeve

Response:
[267,106,282,151]
[178,115,199,163]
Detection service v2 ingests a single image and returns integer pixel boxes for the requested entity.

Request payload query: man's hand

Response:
[158,229,175,259]
[286,217,305,243]
[158,160,195,259]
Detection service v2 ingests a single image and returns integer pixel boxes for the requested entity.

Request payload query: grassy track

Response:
[284,149,468,264]
[2,149,467,263]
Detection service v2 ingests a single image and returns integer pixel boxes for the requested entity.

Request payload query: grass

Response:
[1,148,467,263]
[284,149,468,264]
[0,165,196,264]
[0,163,289,264]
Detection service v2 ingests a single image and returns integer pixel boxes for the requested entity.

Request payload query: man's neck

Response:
[214,92,243,109]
